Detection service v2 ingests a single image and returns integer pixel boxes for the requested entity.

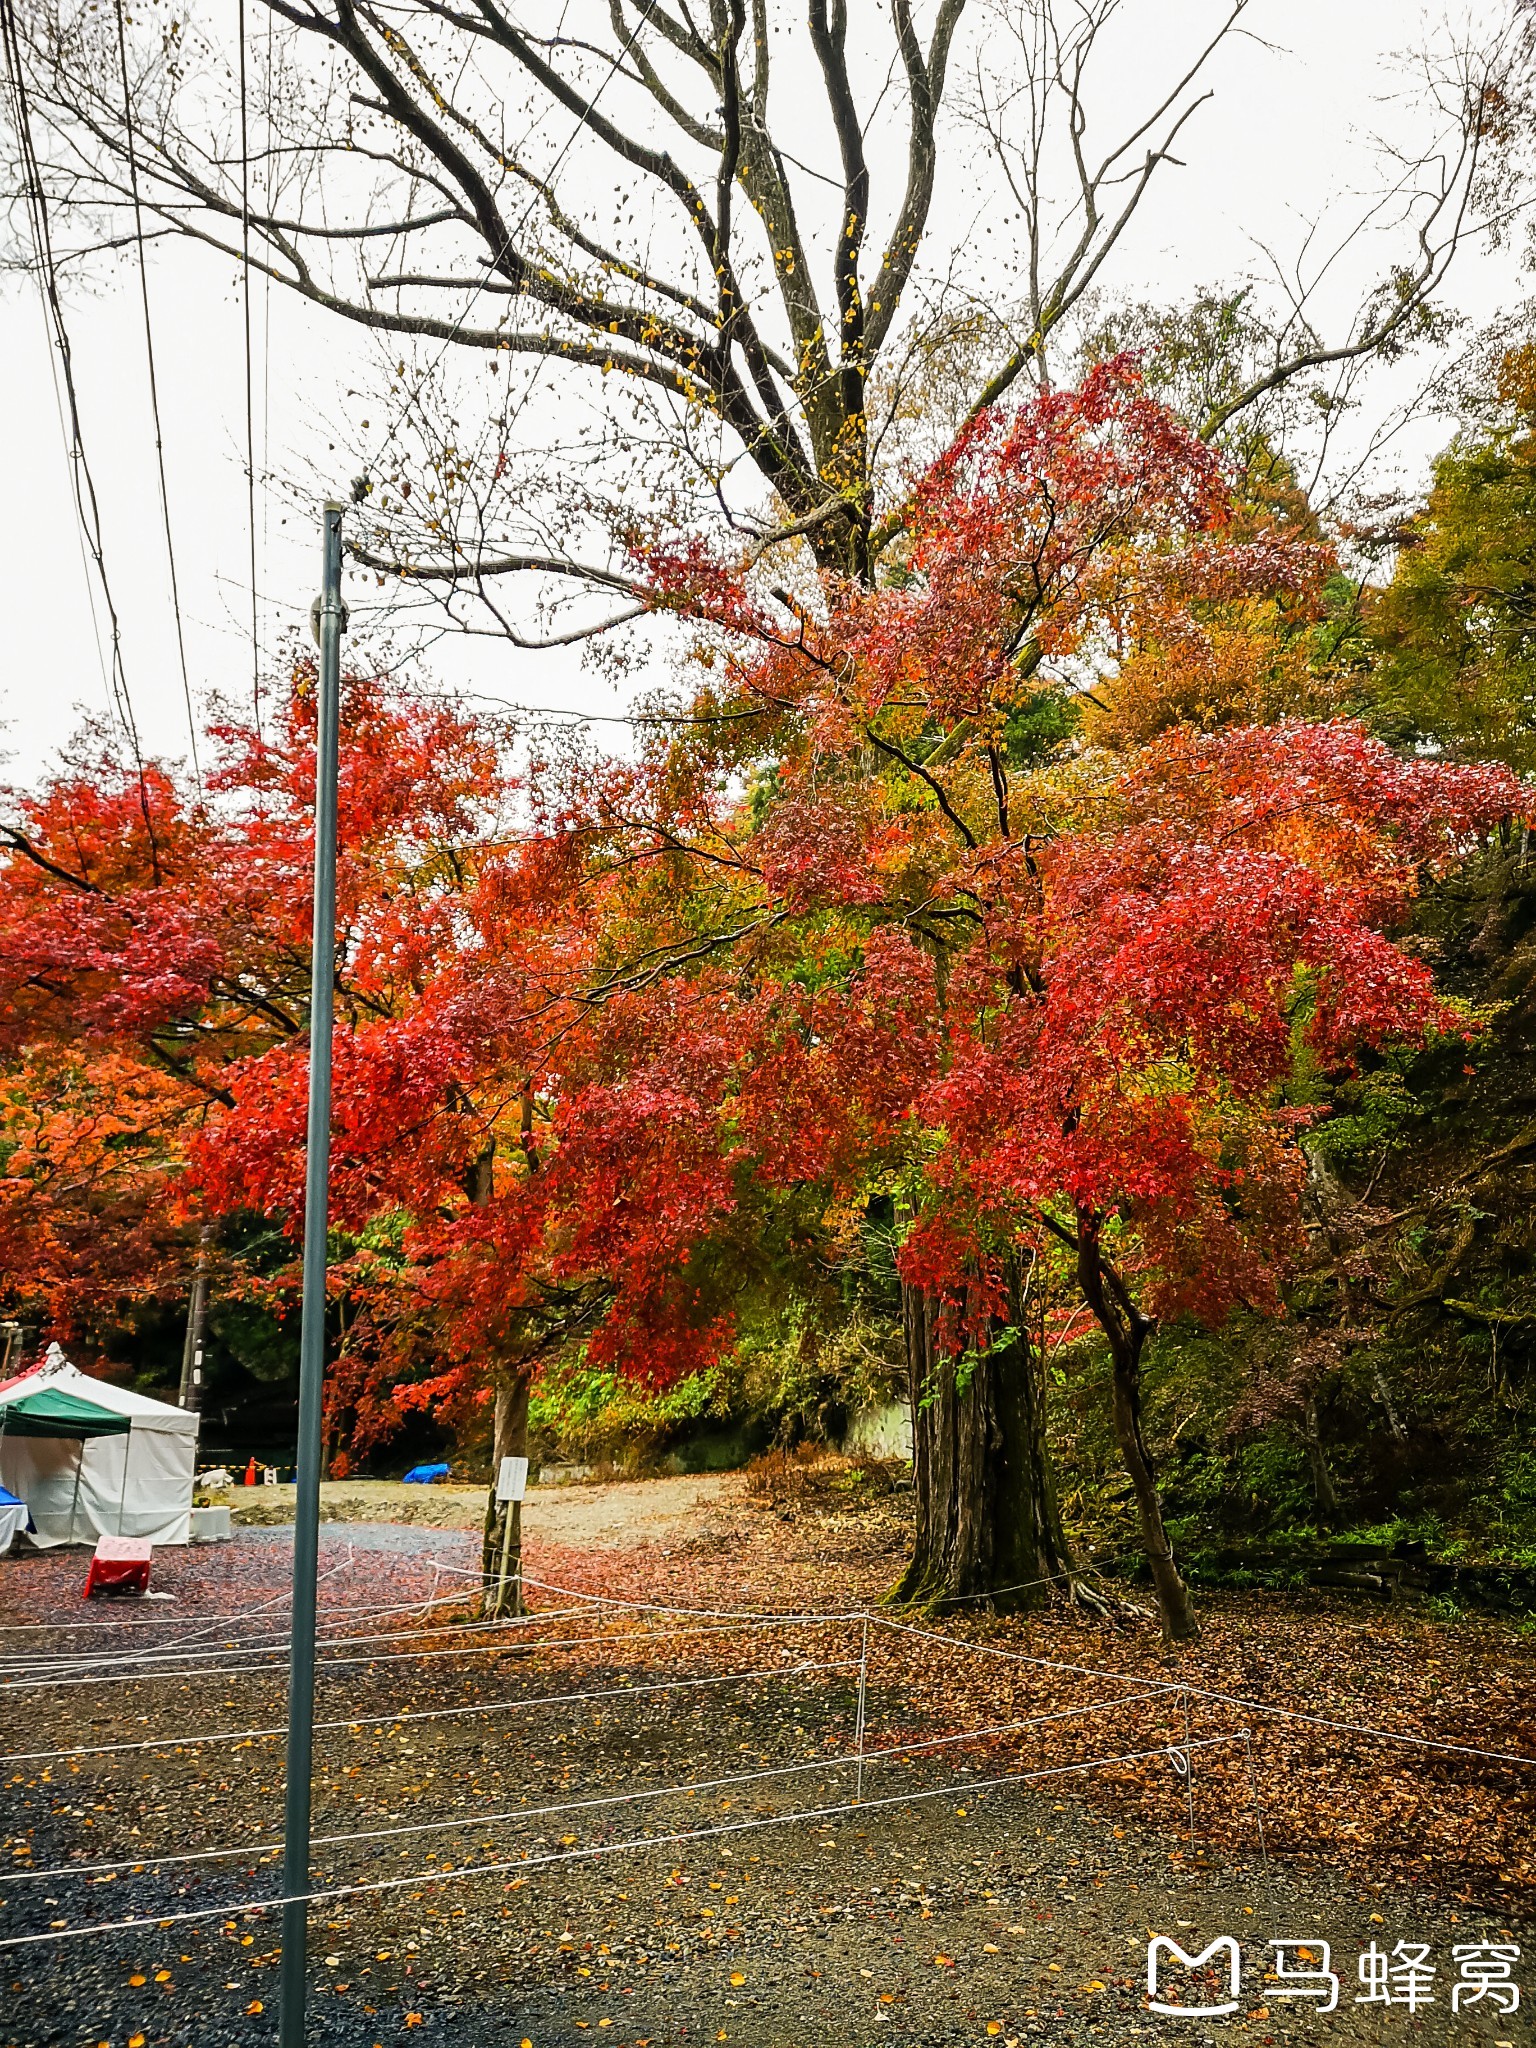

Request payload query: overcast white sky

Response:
[1,0,1524,790]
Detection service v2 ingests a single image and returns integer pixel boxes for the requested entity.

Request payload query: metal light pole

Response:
[279,500,345,2048]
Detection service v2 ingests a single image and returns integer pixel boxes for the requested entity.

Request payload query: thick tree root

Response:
[885,1556,1134,1623]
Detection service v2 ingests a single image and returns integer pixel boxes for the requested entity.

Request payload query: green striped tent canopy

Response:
[0,1386,132,1439]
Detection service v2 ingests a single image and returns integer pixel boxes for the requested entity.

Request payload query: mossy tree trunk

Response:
[892,1259,1081,1613]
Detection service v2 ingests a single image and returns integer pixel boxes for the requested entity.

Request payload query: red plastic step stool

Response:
[84,1536,152,1599]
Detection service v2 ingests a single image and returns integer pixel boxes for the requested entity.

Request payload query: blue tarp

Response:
[402,1463,451,1485]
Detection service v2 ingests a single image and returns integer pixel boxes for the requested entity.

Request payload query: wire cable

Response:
[0,1611,842,1694]
[0,1548,354,1662]
[0,0,158,862]
[514,1572,1536,1774]
[0,1646,854,1769]
[0,1545,363,1681]
[870,1613,1536,1772]
[111,0,201,793]
[8,1655,878,1882]
[0,1602,589,1681]
[0,1571,466,1637]
[237,0,261,738]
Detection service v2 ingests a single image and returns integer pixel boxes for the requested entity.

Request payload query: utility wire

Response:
[0,0,157,857]
[261,2,273,648]
[238,0,261,739]
[112,0,201,793]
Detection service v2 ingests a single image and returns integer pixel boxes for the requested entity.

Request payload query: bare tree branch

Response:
[10,0,1523,650]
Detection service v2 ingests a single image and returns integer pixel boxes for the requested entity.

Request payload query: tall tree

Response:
[423,362,1520,1635]
[2,368,1524,1640]
[1369,343,1536,774]
[12,1,1514,634]
[0,667,518,1378]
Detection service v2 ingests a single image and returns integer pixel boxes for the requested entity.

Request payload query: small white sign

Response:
[496,1455,529,1503]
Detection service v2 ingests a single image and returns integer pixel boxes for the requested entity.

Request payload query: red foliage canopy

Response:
[1,362,1523,1457]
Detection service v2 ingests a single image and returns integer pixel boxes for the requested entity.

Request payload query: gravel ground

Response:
[2,1526,1530,2048]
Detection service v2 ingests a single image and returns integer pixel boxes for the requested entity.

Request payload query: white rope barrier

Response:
[0,1548,359,1684]
[0,1571,468,1639]
[7,1657,873,1883]
[5,1541,1523,1983]
[0,1603,590,1682]
[0,1622,853,1767]
[0,1735,1246,1952]
[0,1587,480,1669]
[11,1545,1522,1772]
[517,1567,854,1624]
[6,1679,1165,1887]
[492,1572,1536,1777]
[0,1610,842,1696]
[501,1571,1536,1773]
[868,1613,1536,1771]
[14,1555,1519,1772]
[0,1649,794,1769]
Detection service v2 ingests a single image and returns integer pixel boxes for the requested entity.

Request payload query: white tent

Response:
[0,1346,199,1548]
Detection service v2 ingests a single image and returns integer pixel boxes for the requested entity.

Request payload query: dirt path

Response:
[220,1472,741,1545]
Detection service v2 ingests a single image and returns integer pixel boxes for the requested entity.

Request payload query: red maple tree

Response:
[402,358,1520,1634]
[2,363,1524,1639]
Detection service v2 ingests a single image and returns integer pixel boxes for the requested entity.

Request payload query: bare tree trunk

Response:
[482,1369,530,1618]
[1106,1323,1197,1642]
[1075,1216,1198,1643]
[892,1260,1081,1613]
[1302,1394,1343,1525]
[1372,1366,1409,1445]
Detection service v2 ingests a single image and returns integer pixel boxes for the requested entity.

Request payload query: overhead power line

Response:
[112,0,202,793]
[0,0,160,869]
[1,0,133,746]
[238,0,261,738]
